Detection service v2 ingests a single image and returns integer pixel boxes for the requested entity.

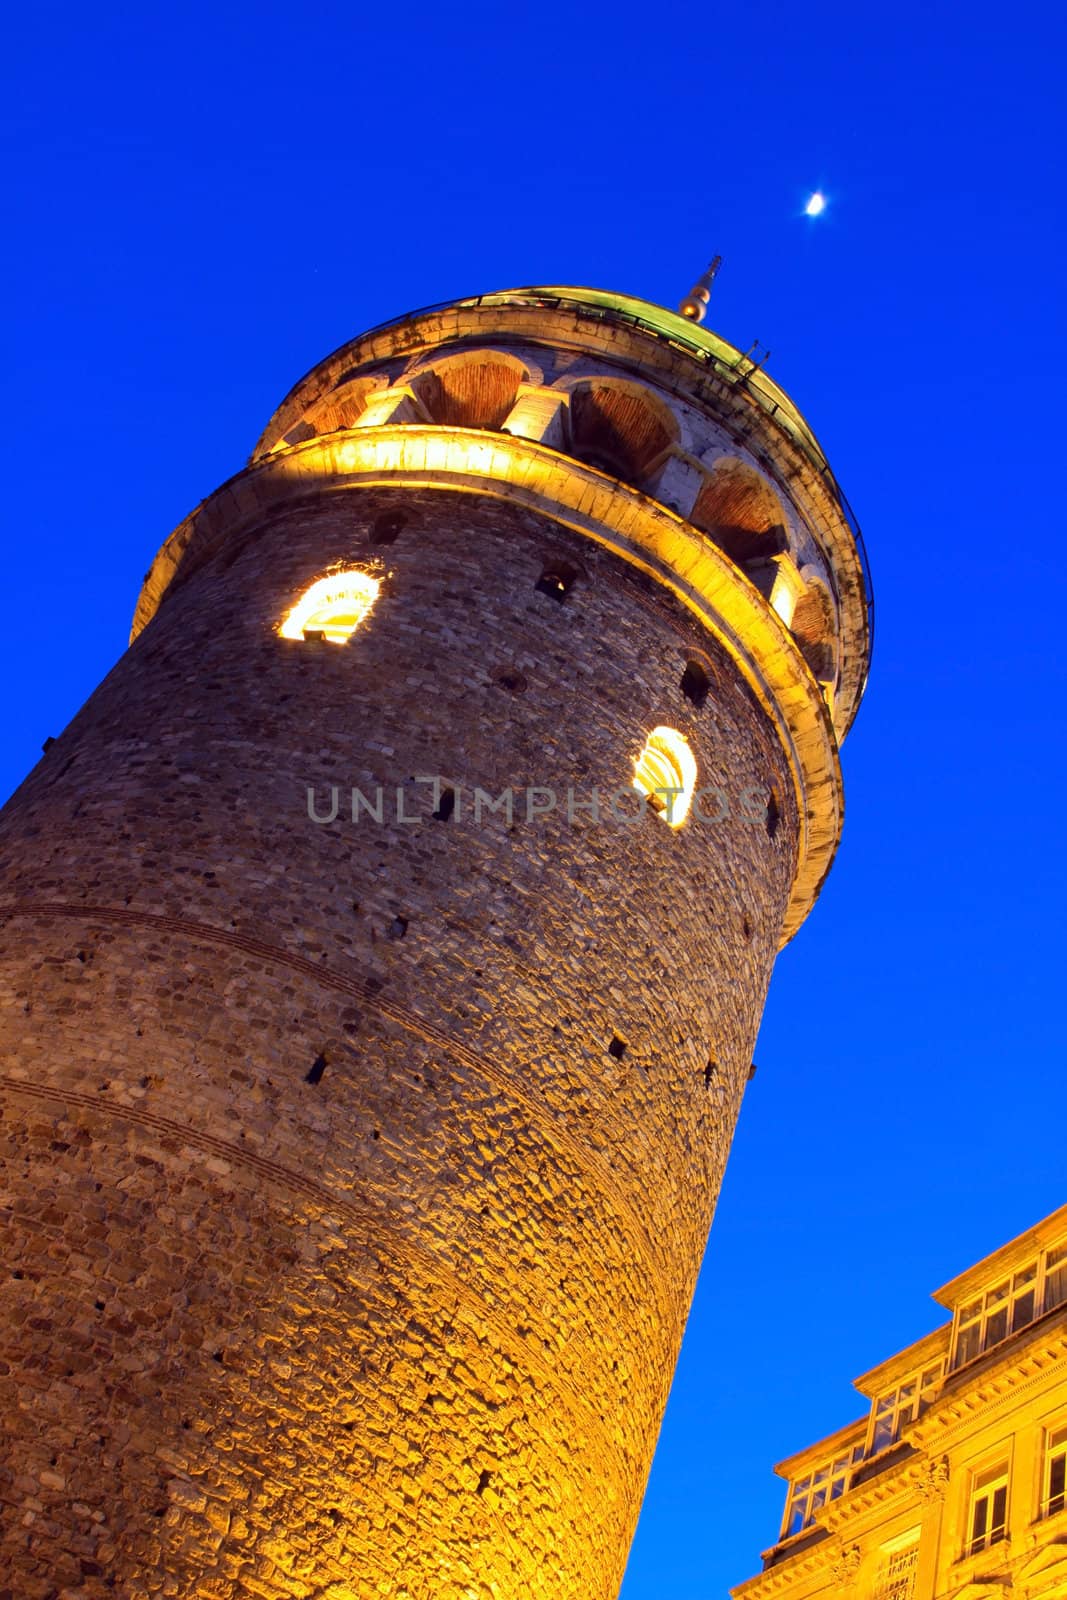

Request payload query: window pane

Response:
[991,1483,1007,1538]
[956,1323,981,1366]
[873,1418,895,1452]
[1012,1288,1035,1331]
[1049,1450,1066,1514]
[972,1496,989,1543]
[1046,1259,1067,1311]
[960,1299,982,1323]
[918,1365,942,1414]
[984,1305,1009,1348]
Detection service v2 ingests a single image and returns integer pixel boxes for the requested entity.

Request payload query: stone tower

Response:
[0,287,870,1599]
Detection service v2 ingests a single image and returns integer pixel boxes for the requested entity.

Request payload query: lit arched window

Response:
[633,726,698,828]
[279,571,381,644]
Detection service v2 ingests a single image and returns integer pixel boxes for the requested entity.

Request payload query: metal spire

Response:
[678,256,722,323]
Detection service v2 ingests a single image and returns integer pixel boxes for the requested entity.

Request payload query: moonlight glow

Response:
[805,191,827,216]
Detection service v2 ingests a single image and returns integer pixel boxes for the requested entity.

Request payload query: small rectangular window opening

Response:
[681,660,710,709]
[305,1053,327,1085]
[370,512,405,546]
[536,560,580,603]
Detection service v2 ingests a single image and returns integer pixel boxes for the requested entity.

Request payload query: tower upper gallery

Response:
[252,287,871,733]
[134,285,872,941]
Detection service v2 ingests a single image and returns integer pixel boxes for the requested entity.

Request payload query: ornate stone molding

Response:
[917,1454,951,1502]
[831,1542,862,1584]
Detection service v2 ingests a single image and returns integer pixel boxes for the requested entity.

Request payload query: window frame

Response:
[867,1362,944,1455]
[1045,1243,1067,1313]
[1042,1421,1067,1520]
[950,1241,1067,1370]
[966,1458,1010,1556]
[781,1443,865,1539]
[873,1530,920,1600]
[632,726,698,829]
[278,570,381,645]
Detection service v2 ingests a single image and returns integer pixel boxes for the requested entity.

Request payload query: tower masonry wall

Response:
[0,485,797,1598]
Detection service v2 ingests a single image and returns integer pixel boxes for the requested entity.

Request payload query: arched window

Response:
[279,571,381,645]
[690,458,790,566]
[269,377,377,453]
[791,581,836,683]
[633,726,698,828]
[409,352,529,431]
[302,376,376,436]
[568,380,677,487]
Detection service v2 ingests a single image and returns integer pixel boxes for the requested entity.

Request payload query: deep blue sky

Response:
[3,2,1065,1594]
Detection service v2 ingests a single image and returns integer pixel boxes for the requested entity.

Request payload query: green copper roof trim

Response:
[471,286,819,458]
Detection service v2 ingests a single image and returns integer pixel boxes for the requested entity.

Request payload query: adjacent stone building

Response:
[0,286,871,1597]
[733,1206,1067,1600]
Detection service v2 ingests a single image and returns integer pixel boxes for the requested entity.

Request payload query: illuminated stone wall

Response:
[0,288,869,1599]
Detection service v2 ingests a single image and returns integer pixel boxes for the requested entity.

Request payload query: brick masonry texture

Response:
[0,486,797,1599]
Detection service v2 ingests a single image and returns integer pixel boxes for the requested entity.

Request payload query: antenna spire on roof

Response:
[679,256,722,323]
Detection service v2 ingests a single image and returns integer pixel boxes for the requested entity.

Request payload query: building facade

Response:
[734,1206,1067,1600]
[0,287,870,1598]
